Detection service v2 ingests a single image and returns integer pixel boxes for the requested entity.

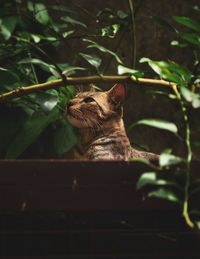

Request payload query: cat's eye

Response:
[83,97,95,103]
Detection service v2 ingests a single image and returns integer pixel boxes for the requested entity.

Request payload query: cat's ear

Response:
[108,83,125,105]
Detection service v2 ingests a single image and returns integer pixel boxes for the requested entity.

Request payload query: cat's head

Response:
[66,83,125,129]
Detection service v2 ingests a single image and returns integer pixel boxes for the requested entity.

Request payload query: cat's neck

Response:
[80,118,129,146]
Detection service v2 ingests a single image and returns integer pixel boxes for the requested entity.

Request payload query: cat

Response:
[66,83,158,161]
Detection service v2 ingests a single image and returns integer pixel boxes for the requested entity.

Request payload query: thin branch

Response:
[0,75,174,103]
[128,0,136,68]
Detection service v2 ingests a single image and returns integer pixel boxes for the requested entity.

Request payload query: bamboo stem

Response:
[0,75,173,103]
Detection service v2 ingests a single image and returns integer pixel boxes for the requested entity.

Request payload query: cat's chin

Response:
[67,114,83,128]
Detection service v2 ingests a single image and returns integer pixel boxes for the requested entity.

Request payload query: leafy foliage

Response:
[134,8,200,228]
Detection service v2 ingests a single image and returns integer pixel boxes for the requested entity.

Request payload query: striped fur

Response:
[67,84,158,161]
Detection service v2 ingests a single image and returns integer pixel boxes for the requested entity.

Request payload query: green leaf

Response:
[129,119,178,134]
[35,3,50,25]
[101,24,120,38]
[0,16,18,40]
[178,32,200,47]
[62,66,86,76]
[62,30,74,38]
[117,10,129,19]
[159,149,184,167]
[137,172,176,190]
[171,40,188,48]
[61,16,87,28]
[36,92,59,112]
[19,58,50,72]
[79,53,102,69]
[180,86,200,108]
[83,38,123,64]
[140,58,192,85]
[173,16,200,32]
[148,188,180,203]
[151,16,177,33]
[118,64,144,78]
[6,109,59,159]
[54,120,78,154]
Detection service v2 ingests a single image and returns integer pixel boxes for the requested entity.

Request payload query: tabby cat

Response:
[67,83,158,161]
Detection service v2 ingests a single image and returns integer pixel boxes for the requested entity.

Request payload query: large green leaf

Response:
[173,16,200,32]
[6,108,59,158]
[178,32,200,47]
[148,188,180,203]
[83,39,123,64]
[136,172,177,190]
[0,16,18,40]
[129,119,178,134]
[140,58,192,85]
[79,53,102,69]
[117,65,144,78]
[54,119,78,154]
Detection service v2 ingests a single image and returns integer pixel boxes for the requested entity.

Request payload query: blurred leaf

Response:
[62,66,86,76]
[129,119,178,134]
[180,86,200,108]
[79,53,102,69]
[137,172,177,190]
[178,32,200,47]
[31,34,41,43]
[101,24,120,38]
[6,108,59,158]
[0,68,20,86]
[118,64,144,78]
[50,5,76,14]
[83,38,123,64]
[159,149,184,167]
[36,92,59,112]
[117,10,129,19]
[19,58,50,72]
[62,30,74,38]
[148,188,180,203]
[193,5,200,12]
[35,3,50,25]
[173,16,200,32]
[151,16,177,33]
[171,40,188,48]
[61,16,87,28]
[54,119,78,154]
[0,16,18,40]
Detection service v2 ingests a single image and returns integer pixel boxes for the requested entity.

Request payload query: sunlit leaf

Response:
[62,30,74,38]
[148,188,180,203]
[140,57,192,85]
[36,92,59,112]
[129,119,178,134]
[173,16,200,32]
[180,86,200,108]
[79,53,102,69]
[61,16,87,28]
[137,172,177,190]
[118,65,144,78]
[35,3,50,25]
[101,24,120,38]
[171,40,188,48]
[83,38,123,64]
[54,119,78,154]
[159,149,184,167]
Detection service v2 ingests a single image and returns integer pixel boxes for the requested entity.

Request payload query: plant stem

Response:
[0,75,173,103]
[128,0,136,68]
[172,84,194,228]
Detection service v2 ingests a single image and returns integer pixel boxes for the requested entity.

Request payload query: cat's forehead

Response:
[75,91,104,99]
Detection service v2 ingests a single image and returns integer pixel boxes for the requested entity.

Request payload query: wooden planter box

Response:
[0,160,199,258]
